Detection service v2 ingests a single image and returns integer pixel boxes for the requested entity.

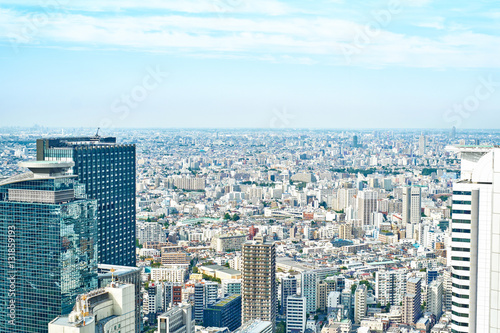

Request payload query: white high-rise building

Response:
[402,186,421,240]
[357,190,378,226]
[447,145,500,333]
[375,269,408,306]
[286,295,307,333]
[354,284,367,324]
[427,279,443,319]
[158,303,195,333]
[301,271,318,314]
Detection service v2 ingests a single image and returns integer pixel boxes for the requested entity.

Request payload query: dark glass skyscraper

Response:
[37,136,136,266]
[0,161,98,333]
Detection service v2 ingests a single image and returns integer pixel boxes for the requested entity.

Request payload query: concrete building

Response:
[242,236,277,330]
[98,264,142,333]
[301,271,318,314]
[194,282,218,323]
[357,190,378,226]
[427,279,443,319]
[233,320,273,333]
[281,276,298,315]
[375,269,407,306]
[402,186,421,240]
[212,234,249,252]
[286,295,306,333]
[317,281,328,312]
[49,282,136,333]
[402,277,421,325]
[151,266,187,283]
[222,279,242,297]
[354,285,367,324]
[338,223,353,240]
[158,303,195,333]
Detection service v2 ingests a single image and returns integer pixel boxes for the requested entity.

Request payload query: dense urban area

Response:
[1,127,498,333]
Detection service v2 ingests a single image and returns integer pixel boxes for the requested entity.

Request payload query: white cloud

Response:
[1,5,499,68]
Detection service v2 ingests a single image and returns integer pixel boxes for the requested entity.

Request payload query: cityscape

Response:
[1,127,500,333]
[1,1,500,333]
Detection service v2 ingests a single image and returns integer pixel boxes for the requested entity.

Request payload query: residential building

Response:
[280,275,298,315]
[242,236,277,330]
[354,284,367,324]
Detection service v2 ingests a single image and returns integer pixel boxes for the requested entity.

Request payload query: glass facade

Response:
[0,174,97,333]
[38,138,136,267]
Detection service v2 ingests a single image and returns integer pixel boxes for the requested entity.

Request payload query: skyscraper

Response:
[37,136,136,266]
[357,190,378,226]
[242,235,277,330]
[427,279,443,320]
[419,134,427,155]
[402,186,421,240]
[280,276,297,315]
[0,161,98,333]
[447,145,500,333]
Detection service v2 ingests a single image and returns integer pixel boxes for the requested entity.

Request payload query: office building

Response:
[49,282,135,333]
[0,161,98,333]
[37,136,136,266]
[354,285,367,324]
[203,294,242,331]
[286,295,306,333]
[445,145,500,332]
[242,236,277,330]
[151,266,187,283]
[402,186,421,240]
[402,277,421,325]
[280,276,297,315]
[158,303,195,333]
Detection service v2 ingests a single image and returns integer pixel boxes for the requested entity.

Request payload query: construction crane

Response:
[95,127,100,138]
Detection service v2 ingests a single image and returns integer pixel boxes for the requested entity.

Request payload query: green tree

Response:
[192,266,199,273]
[231,214,240,221]
[224,213,231,220]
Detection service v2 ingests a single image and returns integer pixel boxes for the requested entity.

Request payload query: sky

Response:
[0,0,499,130]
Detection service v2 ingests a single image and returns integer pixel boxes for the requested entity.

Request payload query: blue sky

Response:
[0,0,499,130]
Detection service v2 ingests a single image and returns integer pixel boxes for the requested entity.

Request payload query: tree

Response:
[192,266,199,273]
[224,213,231,220]
[276,321,286,333]
[231,214,240,221]
[136,239,143,249]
